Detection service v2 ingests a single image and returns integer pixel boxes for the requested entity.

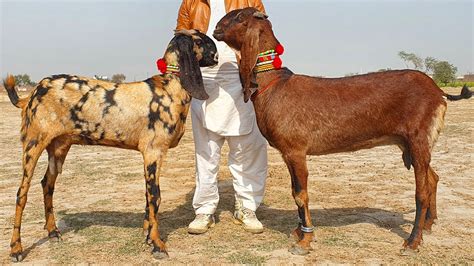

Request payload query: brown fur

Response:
[4,30,217,261]
[214,7,472,254]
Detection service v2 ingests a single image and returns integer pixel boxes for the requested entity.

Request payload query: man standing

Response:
[176,0,268,234]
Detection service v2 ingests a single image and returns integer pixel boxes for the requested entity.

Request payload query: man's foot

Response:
[233,207,264,234]
[188,214,215,234]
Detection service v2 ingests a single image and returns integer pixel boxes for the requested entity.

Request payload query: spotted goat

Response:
[4,29,218,261]
[213,7,473,256]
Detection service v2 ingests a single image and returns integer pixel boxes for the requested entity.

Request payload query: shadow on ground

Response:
[55,187,412,243]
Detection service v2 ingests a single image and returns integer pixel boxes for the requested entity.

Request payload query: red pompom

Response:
[156,58,167,73]
[272,56,282,69]
[275,43,284,55]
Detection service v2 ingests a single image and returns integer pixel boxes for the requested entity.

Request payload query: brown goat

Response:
[4,29,217,261]
[214,8,472,255]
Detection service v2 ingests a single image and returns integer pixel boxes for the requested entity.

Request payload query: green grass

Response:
[250,236,288,252]
[115,229,147,255]
[228,250,267,264]
[322,233,365,248]
[77,226,115,243]
[436,81,474,87]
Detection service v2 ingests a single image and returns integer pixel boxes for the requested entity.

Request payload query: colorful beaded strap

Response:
[156,58,180,75]
[254,43,285,73]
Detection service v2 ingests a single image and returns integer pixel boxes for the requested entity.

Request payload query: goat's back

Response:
[21,74,189,150]
[255,70,447,155]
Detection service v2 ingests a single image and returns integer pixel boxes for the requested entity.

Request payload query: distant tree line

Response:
[398,51,458,85]
[4,73,127,88]
[111,74,126,83]
[13,74,36,87]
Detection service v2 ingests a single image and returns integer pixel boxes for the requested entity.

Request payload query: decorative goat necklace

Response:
[251,43,285,101]
[156,58,180,75]
[254,43,284,73]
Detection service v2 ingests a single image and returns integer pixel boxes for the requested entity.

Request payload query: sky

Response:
[0,0,472,82]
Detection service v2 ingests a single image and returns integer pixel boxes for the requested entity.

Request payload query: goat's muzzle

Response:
[213,29,224,41]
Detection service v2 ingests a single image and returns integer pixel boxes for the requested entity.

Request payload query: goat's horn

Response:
[253,11,268,19]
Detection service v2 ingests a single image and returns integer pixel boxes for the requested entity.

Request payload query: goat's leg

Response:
[283,153,314,255]
[10,139,46,262]
[423,166,439,232]
[142,149,168,259]
[402,144,431,253]
[143,191,151,242]
[41,142,70,241]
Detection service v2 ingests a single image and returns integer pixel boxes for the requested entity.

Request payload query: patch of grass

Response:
[77,226,115,243]
[250,235,288,252]
[50,241,80,264]
[50,226,147,263]
[322,233,364,248]
[228,250,267,264]
[437,81,474,87]
[116,229,147,255]
[202,243,232,258]
[88,199,113,208]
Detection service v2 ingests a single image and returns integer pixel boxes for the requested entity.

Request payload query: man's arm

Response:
[254,0,266,13]
[176,1,191,30]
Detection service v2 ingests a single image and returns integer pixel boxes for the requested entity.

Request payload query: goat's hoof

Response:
[400,247,419,256]
[145,235,153,246]
[10,253,23,262]
[288,244,310,256]
[152,247,169,259]
[48,230,62,242]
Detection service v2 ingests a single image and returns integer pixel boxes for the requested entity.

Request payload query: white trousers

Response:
[191,106,268,214]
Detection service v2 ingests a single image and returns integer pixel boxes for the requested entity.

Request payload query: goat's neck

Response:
[258,30,279,51]
[252,69,291,110]
[255,70,282,86]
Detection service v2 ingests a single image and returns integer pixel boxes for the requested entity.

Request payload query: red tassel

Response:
[156,58,167,73]
[272,56,282,69]
[275,43,284,55]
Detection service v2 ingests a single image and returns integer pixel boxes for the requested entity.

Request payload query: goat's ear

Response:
[178,36,209,100]
[240,26,260,102]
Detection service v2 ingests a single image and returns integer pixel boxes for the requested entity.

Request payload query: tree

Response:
[424,57,438,74]
[432,61,457,85]
[398,51,423,70]
[111,73,126,84]
[14,74,36,87]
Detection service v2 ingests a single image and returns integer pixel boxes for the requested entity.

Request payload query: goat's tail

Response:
[444,85,473,101]
[3,75,28,109]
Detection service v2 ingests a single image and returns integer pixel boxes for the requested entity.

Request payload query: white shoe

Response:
[234,200,264,234]
[188,214,215,234]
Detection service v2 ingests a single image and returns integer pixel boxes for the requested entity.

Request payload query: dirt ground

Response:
[0,87,472,264]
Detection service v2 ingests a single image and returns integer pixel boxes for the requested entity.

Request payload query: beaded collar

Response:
[156,58,180,75]
[254,43,284,74]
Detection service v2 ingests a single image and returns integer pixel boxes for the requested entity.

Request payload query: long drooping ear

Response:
[177,36,209,100]
[240,26,261,102]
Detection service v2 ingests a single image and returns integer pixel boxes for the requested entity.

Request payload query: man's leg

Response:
[227,124,268,233]
[189,104,225,234]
